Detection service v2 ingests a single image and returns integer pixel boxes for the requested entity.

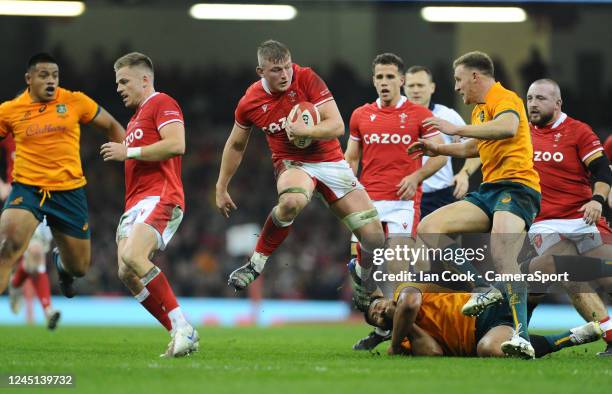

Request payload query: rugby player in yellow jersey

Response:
[408,51,541,358]
[0,53,125,298]
[366,283,604,357]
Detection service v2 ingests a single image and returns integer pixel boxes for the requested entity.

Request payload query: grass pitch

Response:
[0,324,610,394]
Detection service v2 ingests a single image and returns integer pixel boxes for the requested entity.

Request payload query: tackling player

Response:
[525,79,612,356]
[403,65,481,217]
[1,133,60,329]
[366,283,603,358]
[101,52,198,357]
[409,51,541,358]
[216,40,385,310]
[0,53,125,298]
[346,54,447,350]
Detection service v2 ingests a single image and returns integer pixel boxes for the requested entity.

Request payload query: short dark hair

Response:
[363,296,393,330]
[372,53,405,75]
[27,53,57,71]
[257,40,291,66]
[114,52,154,74]
[406,65,433,82]
[453,51,494,77]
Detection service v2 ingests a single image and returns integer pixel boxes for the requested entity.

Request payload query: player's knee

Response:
[277,194,306,220]
[477,338,504,357]
[120,245,146,270]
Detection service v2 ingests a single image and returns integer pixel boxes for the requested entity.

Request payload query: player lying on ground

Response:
[366,283,604,358]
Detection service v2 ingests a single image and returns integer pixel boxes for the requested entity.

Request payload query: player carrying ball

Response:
[216,40,385,309]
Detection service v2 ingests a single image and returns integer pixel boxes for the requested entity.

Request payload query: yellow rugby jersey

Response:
[0,88,99,190]
[394,283,477,356]
[472,82,540,192]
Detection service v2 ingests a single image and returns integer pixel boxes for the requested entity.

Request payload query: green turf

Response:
[0,325,610,394]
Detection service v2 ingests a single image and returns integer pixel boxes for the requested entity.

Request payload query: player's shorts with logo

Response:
[273,159,364,204]
[464,181,541,229]
[350,200,418,243]
[528,218,603,255]
[116,196,183,250]
[3,182,90,239]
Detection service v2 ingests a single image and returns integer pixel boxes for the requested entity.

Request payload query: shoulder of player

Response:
[237,80,266,108]
[351,102,374,116]
[149,92,181,107]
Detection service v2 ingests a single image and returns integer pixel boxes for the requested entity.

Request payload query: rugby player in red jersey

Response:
[101,52,198,357]
[216,40,385,310]
[526,78,612,356]
[345,53,447,349]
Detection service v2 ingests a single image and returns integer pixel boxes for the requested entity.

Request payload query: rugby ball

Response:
[287,102,320,149]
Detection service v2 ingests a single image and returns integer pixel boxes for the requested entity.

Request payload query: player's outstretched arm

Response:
[215,123,252,218]
[344,138,362,176]
[90,107,126,143]
[453,157,481,199]
[408,138,478,159]
[287,100,344,140]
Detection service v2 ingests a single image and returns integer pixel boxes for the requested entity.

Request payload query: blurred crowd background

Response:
[0,1,611,300]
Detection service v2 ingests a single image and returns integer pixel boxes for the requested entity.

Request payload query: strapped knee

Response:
[279,187,311,202]
[342,209,379,232]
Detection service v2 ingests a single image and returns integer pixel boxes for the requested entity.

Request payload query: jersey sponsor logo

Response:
[25,124,67,137]
[363,133,412,145]
[534,150,564,162]
[124,128,145,146]
[263,117,287,134]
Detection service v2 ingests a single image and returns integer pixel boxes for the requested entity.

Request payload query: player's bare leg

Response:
[477,325,514,357]
[418,201,503,314]
[583,244,612,356]
[117,245,172,332]
[228,168,315,290]
[0,209,39,294]
[330,189,385,310]
[22,239,60,329]
[120,224,197,357]
[50,231,91,298]
[488,211,534,359]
